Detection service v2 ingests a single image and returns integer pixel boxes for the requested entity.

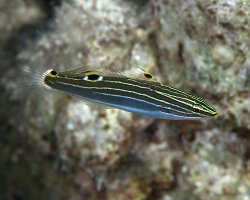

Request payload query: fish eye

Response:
[50,70,57,76]
[144,72,153,79]
[83,73,103,81]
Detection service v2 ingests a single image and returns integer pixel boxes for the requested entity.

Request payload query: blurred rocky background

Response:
[0,0,249,199]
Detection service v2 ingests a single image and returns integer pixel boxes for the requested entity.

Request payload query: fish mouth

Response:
[43,69,56,89]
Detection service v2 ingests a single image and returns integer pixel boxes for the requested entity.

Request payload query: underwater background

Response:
[0,0,249,199]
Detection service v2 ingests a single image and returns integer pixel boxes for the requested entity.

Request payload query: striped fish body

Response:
[44,69,217,120]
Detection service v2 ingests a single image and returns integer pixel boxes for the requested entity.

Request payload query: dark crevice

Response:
[0,3,63,199]
[42,0,63,19]
[148,32,163,71]
[178,42,185,63]
[0,0,63,73]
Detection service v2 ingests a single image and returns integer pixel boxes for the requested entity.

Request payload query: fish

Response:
[24,63,217,120]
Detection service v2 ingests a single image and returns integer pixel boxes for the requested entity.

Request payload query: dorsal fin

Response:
[57,65,159,83]
[58,64,126,78]
[133,67,158,82]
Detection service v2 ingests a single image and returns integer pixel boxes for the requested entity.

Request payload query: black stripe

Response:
[57,76,208,115]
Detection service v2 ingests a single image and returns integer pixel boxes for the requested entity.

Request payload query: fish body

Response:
[36,66,217,120]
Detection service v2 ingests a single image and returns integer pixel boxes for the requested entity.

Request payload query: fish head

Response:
[43,68,105,88]
[43,69,59,89]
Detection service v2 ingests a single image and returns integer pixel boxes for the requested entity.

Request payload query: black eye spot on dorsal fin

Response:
[144,72,153,79]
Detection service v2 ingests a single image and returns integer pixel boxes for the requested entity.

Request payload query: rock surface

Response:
[0,0,249,199]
